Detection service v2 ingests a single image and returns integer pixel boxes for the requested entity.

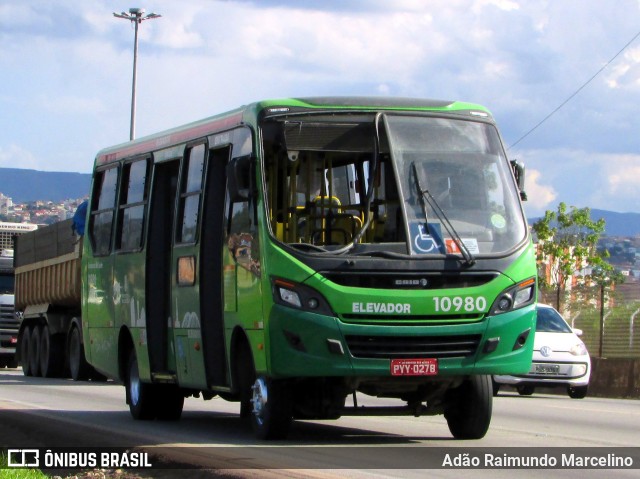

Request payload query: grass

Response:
[0,452,47,479]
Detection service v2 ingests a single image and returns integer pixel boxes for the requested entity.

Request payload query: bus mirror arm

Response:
[227,154,255,202]
[510,159,528,202]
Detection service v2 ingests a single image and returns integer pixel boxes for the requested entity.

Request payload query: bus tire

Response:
[40,326,65,378]
[155,385,184,421]
[250,376,293,440]
[29,326,42,377]
[126,350,158,420]
[20,327,32,376]
[68,326,90,381]
[236,342,254,419]
[445,375,492,440]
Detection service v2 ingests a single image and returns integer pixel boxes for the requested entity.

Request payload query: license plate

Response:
[391,358,438,376]
[534,364,560,374]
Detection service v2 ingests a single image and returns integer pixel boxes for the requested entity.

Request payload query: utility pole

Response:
[113,8,161,140]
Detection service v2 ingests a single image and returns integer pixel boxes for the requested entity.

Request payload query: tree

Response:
[532,202,606,313]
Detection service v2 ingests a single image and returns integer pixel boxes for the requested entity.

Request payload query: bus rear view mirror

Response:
[510,159,528,202]
[227,154,253,202]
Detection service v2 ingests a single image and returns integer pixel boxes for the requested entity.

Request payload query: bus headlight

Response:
[489,277,536,316]
[271,277,335,315]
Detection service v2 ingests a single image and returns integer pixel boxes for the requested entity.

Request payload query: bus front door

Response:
[146,159,179,377]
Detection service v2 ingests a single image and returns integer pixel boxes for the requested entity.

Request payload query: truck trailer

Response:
[14,219,98,379]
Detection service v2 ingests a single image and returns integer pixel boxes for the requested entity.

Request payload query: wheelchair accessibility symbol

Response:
[411,223,442,254]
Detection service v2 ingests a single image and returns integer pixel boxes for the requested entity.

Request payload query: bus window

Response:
[89,166,119,256]
[177,144,206,244]
[116,158,149,251]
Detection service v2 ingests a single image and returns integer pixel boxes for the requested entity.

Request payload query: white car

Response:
[493,304,591,399]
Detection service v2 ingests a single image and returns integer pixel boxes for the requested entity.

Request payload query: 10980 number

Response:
[433,296,487,313]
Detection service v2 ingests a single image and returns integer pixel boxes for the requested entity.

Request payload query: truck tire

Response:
[40,325,65,378]
[444,375,493,440]
[20,327,32,376]
[126,350,159,420]
[29,326,42,377]
[68,326,90,381]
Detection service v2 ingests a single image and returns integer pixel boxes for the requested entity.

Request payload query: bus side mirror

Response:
[510,159,528,201]
[227,154,253,202]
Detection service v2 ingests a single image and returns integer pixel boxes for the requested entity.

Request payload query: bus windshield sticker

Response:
[409,222,445,254]
[445,238,480,255]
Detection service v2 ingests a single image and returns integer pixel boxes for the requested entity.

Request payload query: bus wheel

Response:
[68,326,90,381]
[250,376,293,440]
[40,326,64,378]
[156,385,184,421]
[29,326,42,377]
[444,375,492,440]
[20,327,32,376]
[126,350,158,420]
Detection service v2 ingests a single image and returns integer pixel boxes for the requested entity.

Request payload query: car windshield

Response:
[261,112,527,257]
[536,307,572,333]
[0,272,13,294]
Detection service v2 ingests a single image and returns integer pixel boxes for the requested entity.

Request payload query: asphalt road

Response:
[0,369,638,478]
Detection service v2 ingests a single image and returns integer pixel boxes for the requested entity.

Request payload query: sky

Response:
[1,0,640,217]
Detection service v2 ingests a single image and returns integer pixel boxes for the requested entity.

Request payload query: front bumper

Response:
[494,358,590,388]
[266,303,536,378]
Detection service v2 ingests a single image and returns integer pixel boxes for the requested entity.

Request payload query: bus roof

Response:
[95,97,492,167]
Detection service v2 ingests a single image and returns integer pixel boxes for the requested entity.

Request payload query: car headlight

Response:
[488,277,537,316]
[570,342,588,356]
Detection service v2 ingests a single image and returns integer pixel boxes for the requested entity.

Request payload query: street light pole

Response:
[113,8,161,141]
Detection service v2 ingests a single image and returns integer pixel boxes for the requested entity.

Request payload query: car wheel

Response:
[568,385,588,399]
[445,375,493,439]
[517,385,535,396]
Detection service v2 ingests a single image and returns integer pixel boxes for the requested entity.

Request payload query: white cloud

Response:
[0,145,41,170]
[605,46,640,90]
[606,155,640,197]
[524,169,557,214]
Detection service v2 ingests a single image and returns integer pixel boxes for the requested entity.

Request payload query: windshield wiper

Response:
[412,162,476,266]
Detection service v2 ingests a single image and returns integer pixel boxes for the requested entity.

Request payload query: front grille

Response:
[0,303,18,331]
[340,313,484,326]
[345,334,481,359]
[322,271,498,290]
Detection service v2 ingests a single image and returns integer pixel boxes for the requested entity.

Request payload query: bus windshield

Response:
[262,112,527,257]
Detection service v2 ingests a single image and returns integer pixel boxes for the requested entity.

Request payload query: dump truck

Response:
[14,218,98,379]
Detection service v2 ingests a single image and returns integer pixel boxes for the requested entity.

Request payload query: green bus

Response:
[83,97,536,440]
